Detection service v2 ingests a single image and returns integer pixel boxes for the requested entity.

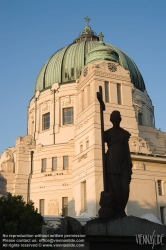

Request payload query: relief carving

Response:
[62,96,74,107]
[83,67,88,77]
[48,199,59,215]
[5,150,13,162]
[133,100,143,118]
[94,70,130,81]
[29,109,35,121]
[68,139,74,147]
[78,153,87,162]
[36,143,43,151]
[0,148,14,172]
[76,119,89,130]
[16,137,23,145]
[0,161,15,173]
[129,137,152,154]
[92,64,100,69]
[133,161,145,170]
[42,103,50,113]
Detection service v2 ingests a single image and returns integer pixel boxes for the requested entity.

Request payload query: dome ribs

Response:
[35,41,146,92]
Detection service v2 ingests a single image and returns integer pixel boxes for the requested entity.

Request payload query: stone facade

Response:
[0,51,166,225]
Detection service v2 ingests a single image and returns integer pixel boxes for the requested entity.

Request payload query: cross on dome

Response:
[98,32,104,42]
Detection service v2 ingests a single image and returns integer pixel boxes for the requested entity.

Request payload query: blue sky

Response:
[0,0,166,155]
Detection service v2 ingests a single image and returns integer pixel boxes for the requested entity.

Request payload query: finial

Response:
[98,32,104,42]
[84,16,90,25]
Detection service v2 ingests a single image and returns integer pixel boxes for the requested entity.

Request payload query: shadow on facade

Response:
[68,198,76,217]
[127,199,159,218]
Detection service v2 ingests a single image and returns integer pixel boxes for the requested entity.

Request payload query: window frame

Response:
[63,107,74,125]
[41,158,46,172]
[104,81,109,103]
[117,83,122,105]
[52,157,57,171]
[63,155,69,170]
[42,112,50,131]
[138,112,143,126]
[39,199,44,216]
[71,68,74,77]
[62,197,68,216]
[157,180,164,196]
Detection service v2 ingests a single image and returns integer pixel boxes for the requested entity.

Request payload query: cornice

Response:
[77,69,130,91]
[131,153,166,164]
[94,70,130,82]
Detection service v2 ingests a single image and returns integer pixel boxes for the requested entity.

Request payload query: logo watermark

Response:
[136,230,164,249]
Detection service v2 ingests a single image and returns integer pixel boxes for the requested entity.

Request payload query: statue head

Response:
[110,111,121,128]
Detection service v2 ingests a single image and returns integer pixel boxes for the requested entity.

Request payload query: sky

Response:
[0,0,166,155]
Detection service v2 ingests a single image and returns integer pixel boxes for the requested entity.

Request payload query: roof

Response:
[35,18,145,93]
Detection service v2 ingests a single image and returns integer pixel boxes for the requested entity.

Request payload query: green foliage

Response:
[0,193,46,234]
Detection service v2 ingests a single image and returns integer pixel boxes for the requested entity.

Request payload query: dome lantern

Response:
[73,16,99,43]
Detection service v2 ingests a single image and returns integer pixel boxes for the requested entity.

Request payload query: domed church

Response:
[0,17,166,224]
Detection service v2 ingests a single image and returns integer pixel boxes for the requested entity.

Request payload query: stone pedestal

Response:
[46,216,166,249]
[84,216,166,250]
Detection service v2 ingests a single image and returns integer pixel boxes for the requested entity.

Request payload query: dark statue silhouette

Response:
[97,87,132,219]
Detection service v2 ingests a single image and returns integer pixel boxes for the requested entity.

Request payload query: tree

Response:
[0,193,45,234]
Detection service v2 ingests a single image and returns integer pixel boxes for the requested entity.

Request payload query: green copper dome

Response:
[35,19,145,93]
[86,33,119,65]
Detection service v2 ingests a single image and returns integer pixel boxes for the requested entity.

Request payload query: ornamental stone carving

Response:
[0,161,15,173]
[129,137,152,154]
[76,118,89,130]
[94,70,130,81]
[16,137,23,145]
[5,150,13,162]
[78,153,87,162]
[108,63,117,72]
[133,162,145,170]
[29,109,35,121]
[62,96,74,107]
[92,64,100,69]
[42,103,50,113]
[48,199,59,215]
[68,139,74,147]
[133,100,143,117]
[0,148,14,171]
[83,67,88,77]
[36,143,43,151]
